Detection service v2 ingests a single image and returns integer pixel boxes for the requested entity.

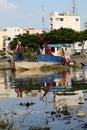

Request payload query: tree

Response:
[9,28,86,56]
[77,29,87,55]
[9,33,39,53]
[40,28,78,45]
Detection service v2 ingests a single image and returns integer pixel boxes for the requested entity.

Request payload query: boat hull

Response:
[81,62,87,66]
[37,54,62,62]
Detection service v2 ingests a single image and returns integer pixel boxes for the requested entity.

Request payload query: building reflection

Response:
[72,66,87,81]
[53,90,84,111]
[4,70,15,89]
[0,70,16,98]
[0,71,10,98]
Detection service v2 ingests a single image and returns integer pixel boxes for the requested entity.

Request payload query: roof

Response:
[42,44,71,48]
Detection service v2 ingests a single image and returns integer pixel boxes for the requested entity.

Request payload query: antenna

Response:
[72,0,77,15]
[42,4,45,31]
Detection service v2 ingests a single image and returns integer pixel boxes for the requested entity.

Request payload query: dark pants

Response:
[14,51,23,61]
[61,58,66,65]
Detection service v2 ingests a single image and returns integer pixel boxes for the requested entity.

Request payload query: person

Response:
[40,82,53,100]
[15,87,23,97]
[60,47,65,58]
[65,58,70,66]
[14,41,23,60]
[59,47,65,65]
[15,41,21,53]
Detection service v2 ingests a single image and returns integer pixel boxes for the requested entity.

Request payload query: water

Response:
[0,67,87,130]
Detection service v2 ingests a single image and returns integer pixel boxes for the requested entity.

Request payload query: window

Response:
[56,18,64,21]
[78,43,82,46]
[76,18,79,21]
[3,29,7,31]
[50,24,53,29]
[57,47,59,51]
[50,18,53,21]
[51,47,55,52]
[60,18,64,21]
[65,47,67,51]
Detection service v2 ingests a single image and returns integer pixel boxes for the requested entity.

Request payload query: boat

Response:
[81,62,87,66]
[37,54,62,62]
[37,34,70,64]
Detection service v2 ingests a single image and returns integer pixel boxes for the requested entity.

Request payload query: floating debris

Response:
[83,122,87,129]
[78,101,84,104]
[18,102,35,108]
[51,111,56,115]
[29,126,50,130]
[77,111,85,117]
[64,121,71,124]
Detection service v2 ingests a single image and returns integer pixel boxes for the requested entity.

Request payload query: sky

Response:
[0,0,87,31]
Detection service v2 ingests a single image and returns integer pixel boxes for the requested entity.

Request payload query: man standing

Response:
[15,41,21,52]
[14,41,23,61]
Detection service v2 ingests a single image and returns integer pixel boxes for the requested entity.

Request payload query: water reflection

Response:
[0,68,87,130]
[4,70,15,88]
[72,66,87,82]
[14,70,71,98]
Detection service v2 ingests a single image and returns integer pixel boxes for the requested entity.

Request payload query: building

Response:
[0,27,43,53]
[0,31,6,50]
[27,27,43,34]
[84,22,87,30]
[72,41,87,54]
[49,12,80,31]
[2,27,27,53]
[0,27,27,52]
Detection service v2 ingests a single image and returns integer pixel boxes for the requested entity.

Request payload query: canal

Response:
[0,67,87,130]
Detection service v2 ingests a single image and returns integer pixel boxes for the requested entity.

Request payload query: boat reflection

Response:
[40,70,71,100]
[0,66,87,99]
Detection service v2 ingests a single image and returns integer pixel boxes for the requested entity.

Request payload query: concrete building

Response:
[2,27,27,53]
[49,12,80,31]
[71,41,87,54]
[0,27,43,53]
[0,31,6,50]
[0,27,27,52]
[84,22,87,30]
[27,27,43,34]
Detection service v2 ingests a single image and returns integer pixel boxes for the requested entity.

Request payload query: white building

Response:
[2,27,27,53]
[72,41,87,54]
[0,27,43,53]
[49,12,80,31]
[84,22,87,30]
[27,27,43,34]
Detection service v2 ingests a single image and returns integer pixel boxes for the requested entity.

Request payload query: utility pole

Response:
[42,4,45,31]
[72,0,77,15]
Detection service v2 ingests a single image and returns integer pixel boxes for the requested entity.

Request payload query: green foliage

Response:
[0,120,8,129]
[9,28,87,55]
[40,64,70,72]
